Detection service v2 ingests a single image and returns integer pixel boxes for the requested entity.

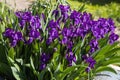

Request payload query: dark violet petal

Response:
[89,39,99,53]
[46,37,53,44]
[52,10,59,17]
[22,12,32,21]
[15,11,23,18]
[19,20,26,29]
[10,40,17,47]
[109,33,119,44]
[16,32,23,40]
[61,36,68,45]
[85,67,90,73]
[40,53,50,63]
[59,5,70,13]
[29,30,40,39]
[66,51,76,66]
[24,37,34,44]
[30,16,41,29]
[40,63,46,70]
[70,10,81,25]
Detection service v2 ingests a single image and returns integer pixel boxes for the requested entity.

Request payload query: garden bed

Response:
[0,0,120,80]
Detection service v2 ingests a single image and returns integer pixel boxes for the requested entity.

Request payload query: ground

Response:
[0,0,33,10]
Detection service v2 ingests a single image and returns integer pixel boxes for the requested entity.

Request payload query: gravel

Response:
[94,65,120,80]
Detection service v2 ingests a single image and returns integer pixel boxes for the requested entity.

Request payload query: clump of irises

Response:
[3,4,119,72]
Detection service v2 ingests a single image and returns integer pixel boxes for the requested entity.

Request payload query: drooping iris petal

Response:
[30,16,41,29]
[29,29,40,39]
[89,39,99,53]
[3,28,23,47]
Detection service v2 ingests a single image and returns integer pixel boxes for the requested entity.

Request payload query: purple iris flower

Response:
[62,28,73,37]
[47,28,59,44]
[83,55,96,72]
[40,53,50,70]
[70,10,81,25]
[29,29,40,39]
[109,33,119,44]
[40,63,46,70]
[10,39,17,47]
[46,37,53,44]
[61,36,68,45]
[48,20,60,29]
[3,28,14,37]
[59,5,70,14]
[21,12,31,21]
[15,11,23,18]
[15,11,32,21]
[89,39,99,53]
[19,20,26,29]
[76,27,86,38]
[59,5,70,22]
[3,28,23,47]
[66,52,76,66]
[52,10,59,18]
[85,67,91,73]
[81,12,92,22]
[85,57,96,69]
[49,28,59,39]
[30,16,41,29]
[107,18,115,32]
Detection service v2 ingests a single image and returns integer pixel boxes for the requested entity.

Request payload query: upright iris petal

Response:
[59,5,70,22]
[22,12,32,21]
[70,10,81,25]
[59,5,70,14]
